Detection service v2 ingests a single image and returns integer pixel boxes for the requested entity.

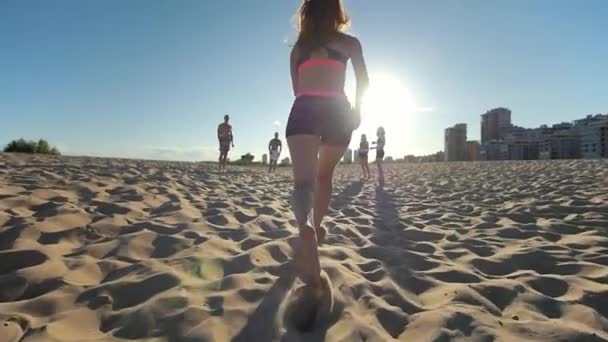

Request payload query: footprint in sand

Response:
[0,320,24,342]
[281,271,334,333]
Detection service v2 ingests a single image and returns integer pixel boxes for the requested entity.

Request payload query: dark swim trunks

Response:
[219,137,231,153]
[376,149,385,160]
[286,96,356,146]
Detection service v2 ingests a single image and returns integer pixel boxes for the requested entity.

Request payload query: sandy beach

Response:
[1,153,607,341]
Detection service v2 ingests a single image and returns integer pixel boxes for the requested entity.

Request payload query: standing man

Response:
[217,115,234,171]
[268,132,282,173]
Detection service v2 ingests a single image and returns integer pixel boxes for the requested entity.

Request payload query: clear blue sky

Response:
[1,0,606,160]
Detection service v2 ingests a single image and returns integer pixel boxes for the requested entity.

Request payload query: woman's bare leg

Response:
[377,160,385,187]
[360,159,365,178]
[287,135,322,288]
[313,144,348,244]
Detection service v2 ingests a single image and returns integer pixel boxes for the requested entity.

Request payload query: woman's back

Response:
[291,32,366,99]
[377,135,385,150]
[360,139,369,152]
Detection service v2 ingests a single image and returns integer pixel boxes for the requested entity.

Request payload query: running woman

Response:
[286,0,369,297]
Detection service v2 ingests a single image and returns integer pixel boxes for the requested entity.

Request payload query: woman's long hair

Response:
[295,0,350,52]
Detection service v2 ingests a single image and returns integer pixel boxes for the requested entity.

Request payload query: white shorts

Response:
[270,150,280,162]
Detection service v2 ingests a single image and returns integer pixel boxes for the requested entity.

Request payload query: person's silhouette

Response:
[268,132,283,173]
[217,114,234,171]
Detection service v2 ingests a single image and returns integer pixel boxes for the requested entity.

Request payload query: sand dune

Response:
[1,153,607,341]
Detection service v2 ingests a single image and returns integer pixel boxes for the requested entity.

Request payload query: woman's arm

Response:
[350,37,369,112]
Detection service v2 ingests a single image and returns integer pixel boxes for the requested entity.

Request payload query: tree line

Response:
[3,139,61,155]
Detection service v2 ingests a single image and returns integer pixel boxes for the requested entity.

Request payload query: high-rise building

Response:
[603,125,608,158]
[477,109,606,161]
[481,141,509,160]
[343,149,353,163]
[539,123,580,159]
[444,124,467,161]
[504,126,540,160]
[574,114,608,158]
[466,141,481,161]
[262,154,268,165]
[481,107,512,144]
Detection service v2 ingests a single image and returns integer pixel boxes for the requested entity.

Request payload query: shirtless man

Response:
[217,115,234,171]
[268,132,282,173]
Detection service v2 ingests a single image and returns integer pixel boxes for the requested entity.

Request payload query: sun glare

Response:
[359,73,417,135]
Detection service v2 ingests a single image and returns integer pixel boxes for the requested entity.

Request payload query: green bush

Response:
[3,138,61,155]
[232,153,255,166]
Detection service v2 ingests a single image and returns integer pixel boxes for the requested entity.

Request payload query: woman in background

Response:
[358,134,370,179]
[371,126,386,187]
[286,0,369,298]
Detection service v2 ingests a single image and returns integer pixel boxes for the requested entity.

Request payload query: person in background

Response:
[268,132,282,173]
[286,0,369,301]
[371,126,386,187]
[358,134,370,179]
[217,115,234,171]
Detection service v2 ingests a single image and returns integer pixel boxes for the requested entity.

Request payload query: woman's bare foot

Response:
[296,225,321,286]
[315,226,327,245]
[286,270,333,332]
[287,283,322,332]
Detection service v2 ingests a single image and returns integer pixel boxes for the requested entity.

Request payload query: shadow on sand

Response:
[232,262,297,342]
[368,186,431,308]
[332,180,365,209]
[233,261,342,342]
[232,261,344,342]
[374,186,400,230]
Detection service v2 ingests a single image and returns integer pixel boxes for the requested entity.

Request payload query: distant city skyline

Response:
[441,109,607,162]
[1,1,607,161]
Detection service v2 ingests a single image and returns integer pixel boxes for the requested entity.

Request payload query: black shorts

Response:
[359,152,368,160]
[376,149,385,160]
[286,96,355,146]
[219,139,230,153]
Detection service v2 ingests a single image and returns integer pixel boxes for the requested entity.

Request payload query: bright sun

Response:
[359,73,417,135]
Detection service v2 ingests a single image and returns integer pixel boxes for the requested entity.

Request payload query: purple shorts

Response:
[286,96,355,146]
